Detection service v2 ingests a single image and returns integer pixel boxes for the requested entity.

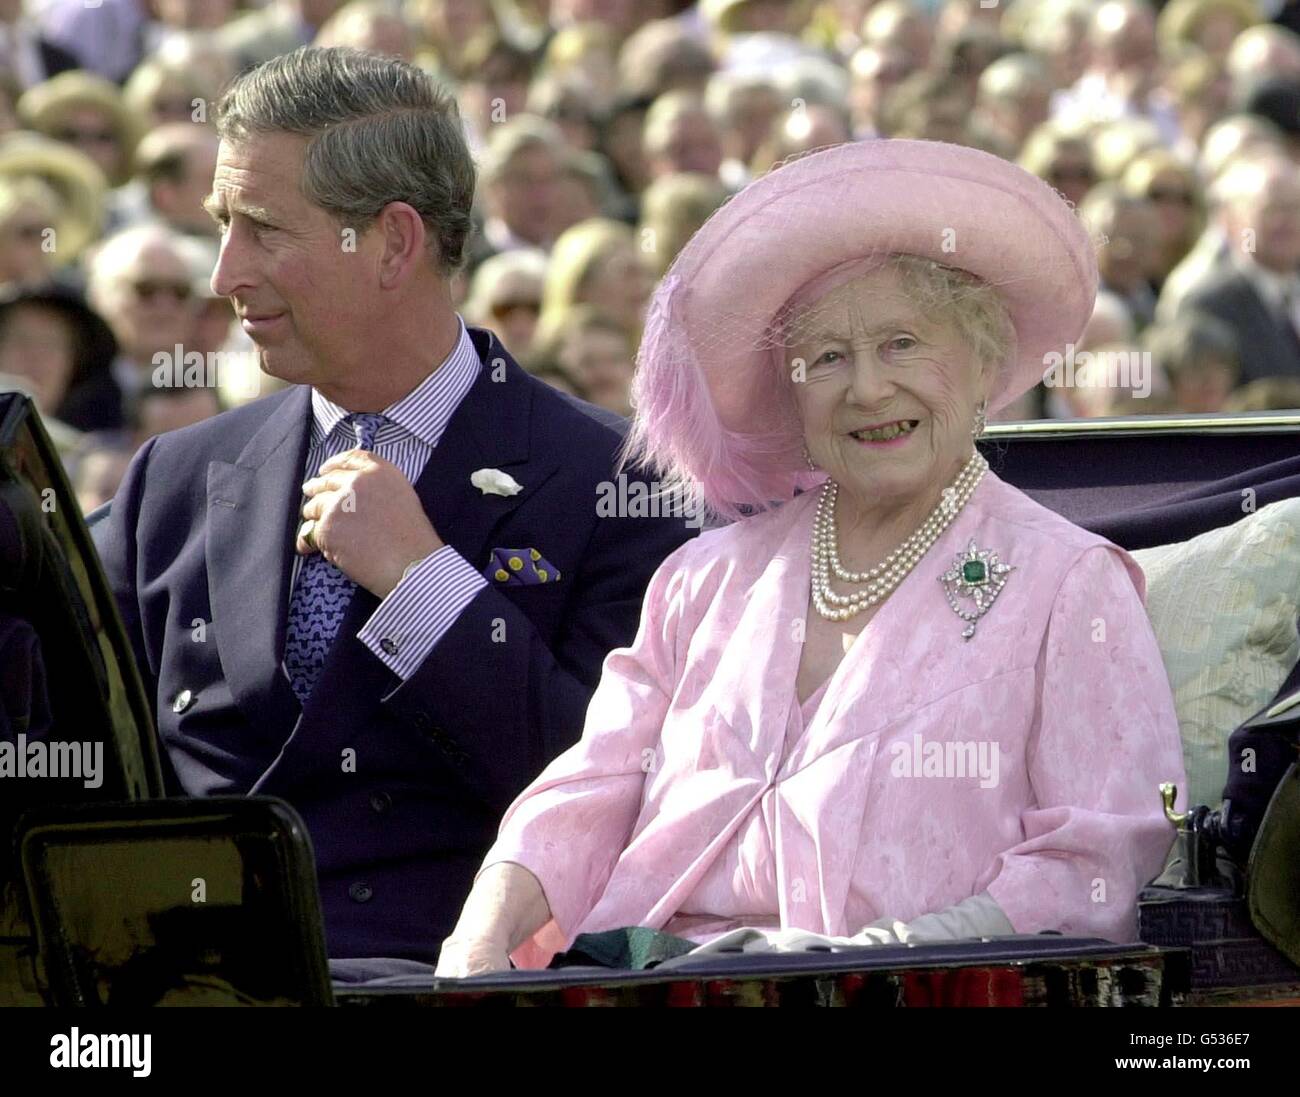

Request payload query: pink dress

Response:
[664,680,830,944]
[479,470,1188,970]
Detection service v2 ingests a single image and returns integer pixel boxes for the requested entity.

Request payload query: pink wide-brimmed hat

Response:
[624,138,1099,519]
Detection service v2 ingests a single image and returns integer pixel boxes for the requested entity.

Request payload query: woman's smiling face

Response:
[786,263,994,512]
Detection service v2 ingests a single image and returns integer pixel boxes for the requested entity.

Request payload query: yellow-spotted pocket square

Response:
[488,547,560,586]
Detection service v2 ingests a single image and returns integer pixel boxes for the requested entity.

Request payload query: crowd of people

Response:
[2,0,1300,515]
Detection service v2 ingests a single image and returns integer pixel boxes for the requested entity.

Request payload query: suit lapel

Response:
[253,331,561,789]
[205,385,311,746]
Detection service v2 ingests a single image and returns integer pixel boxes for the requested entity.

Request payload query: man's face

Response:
[207,133,385,389]
[651,112,722,178]
[0,303,75,414]
[104,243,198,361]
[159,140,220,235]
[490,144,560,245]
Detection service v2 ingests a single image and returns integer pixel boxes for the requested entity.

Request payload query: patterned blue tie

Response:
[284,412,386,704]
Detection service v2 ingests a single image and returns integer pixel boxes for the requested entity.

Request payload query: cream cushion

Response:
[1133,498,1300,809]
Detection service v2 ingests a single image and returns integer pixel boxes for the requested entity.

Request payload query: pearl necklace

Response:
[810,451,988,621]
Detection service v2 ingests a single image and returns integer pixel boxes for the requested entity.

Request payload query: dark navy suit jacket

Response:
[92,327,696,963]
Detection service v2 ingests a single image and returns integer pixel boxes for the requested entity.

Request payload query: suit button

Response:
[172,689,194,714]
[369,791,392,814]
[411,711,430,732]
[380,637,399,656]
[348,882,373,903]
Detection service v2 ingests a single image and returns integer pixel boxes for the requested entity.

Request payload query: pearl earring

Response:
[971,399,988,439]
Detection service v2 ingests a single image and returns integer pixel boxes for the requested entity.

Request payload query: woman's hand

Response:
[435,861,553,978]
[435,934,513,978]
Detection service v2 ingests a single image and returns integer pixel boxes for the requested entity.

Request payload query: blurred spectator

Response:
[861,0,933,72]
[18,71,139,187]
[122,40,234,131]
[217,0,346,73]
[34,0,150,83]
[1080,183,1164,330]
[1224,22,1300,92]
[617,17,714,101]
[934,19,1012,96]
[0,131,107,275]
[469,115,566,271]
[550,0,640,41]
[1163,47,1235,162]
[462,247,546,361]
[1157,126,1287,320]
[529,302,635,414]
[537,216,651,347]
[1222,375,1300,408]
[642,90,723,181]
[846,43,910,139]
[127,379,223,444]
[701,0,808,38]
[0,0,79,90]
[1121,149,1206,292]
[1082,290,1141,350]
[705,70,782,190]
[1016,0,1093,91]
[749,101,852,175]
[1177,154,1300,382]
[552,147,610,232]
[128,123,221,238]
[974,53,1054,161]
[0,283,121,431]
[453,35,536,155]
[600,93,654,202]
[527,77,603,151]
[10,0,1300,439]
[1051,0,1179,144]
[1142,311,1241,412]
[315,0,417,60]
[0,174,60,289]
[409,0,500,85]
[86,223,202,406]
[1157,0,1263,62]
[1090,116,1164,180]
[72,438,134,513]
[637,170,728,278]
[880,70,970,143]
[1239,74,1300,160]
[542,20,621,112]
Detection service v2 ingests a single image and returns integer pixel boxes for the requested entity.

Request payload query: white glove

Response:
[856,892,1015,944]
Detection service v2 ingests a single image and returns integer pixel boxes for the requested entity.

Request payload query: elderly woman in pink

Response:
[436,139,1187,977]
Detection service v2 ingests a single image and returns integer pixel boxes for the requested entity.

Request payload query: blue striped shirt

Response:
[285,315,487,683]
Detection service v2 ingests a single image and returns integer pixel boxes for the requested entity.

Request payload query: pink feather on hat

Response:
[621,138,1100,522]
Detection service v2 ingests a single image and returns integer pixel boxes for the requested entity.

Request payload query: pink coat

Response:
[481,470,1187,969]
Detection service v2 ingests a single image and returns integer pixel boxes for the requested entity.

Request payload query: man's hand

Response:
[299,448,443,598]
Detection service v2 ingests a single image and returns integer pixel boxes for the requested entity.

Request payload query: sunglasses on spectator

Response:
[1048,165,1095,182]
[1147,187,1195,205]
[52,127,118,146]
[5,223,48,242]
[130,279,194,303]
[490,299,541,321]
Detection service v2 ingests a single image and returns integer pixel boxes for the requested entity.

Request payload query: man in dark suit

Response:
[92,47,695,966]
[1177,155,1300,385]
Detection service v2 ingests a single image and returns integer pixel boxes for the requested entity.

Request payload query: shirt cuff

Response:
[357,545,488,680]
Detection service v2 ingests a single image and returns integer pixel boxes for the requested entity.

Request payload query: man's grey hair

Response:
[214,46,475,274]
